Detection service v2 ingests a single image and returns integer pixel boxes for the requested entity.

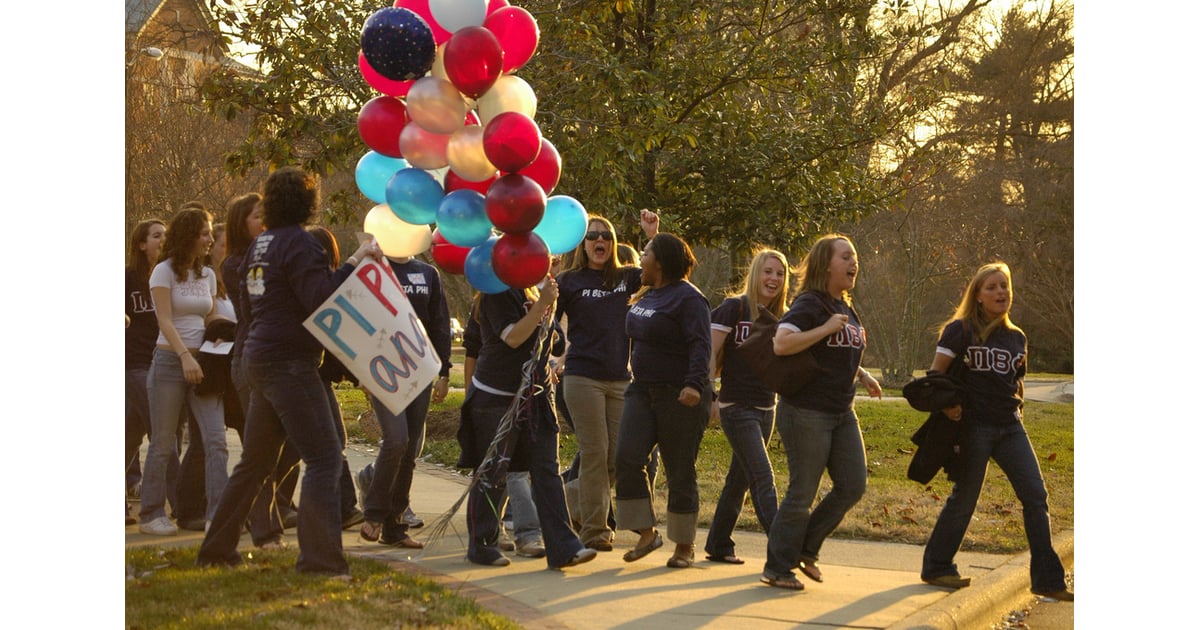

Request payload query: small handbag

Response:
[736,295,829,399]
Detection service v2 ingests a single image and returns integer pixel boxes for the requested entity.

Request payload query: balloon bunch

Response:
[353,0,588,293]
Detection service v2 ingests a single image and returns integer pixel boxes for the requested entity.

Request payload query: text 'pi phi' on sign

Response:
[303,258,441,415]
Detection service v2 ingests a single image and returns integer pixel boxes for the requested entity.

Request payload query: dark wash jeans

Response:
[614,381,710,538]
[463,392,585,568]
[705,404,779,558]
[922,419,1066,593]
[363,386,431,539]
[764,402,866,579]
[198,357,348,575]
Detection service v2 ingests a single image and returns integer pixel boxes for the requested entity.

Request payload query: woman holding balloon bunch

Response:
[555,209,658,551]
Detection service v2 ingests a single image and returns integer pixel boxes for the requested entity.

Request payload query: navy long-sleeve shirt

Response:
[626,280,711,393]
[385,257,453,378]
[238,224,356,363]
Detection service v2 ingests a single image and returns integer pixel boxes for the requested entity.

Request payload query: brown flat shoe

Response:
[381,534,424,549]
[922,574,971,589]
[622,532,663,562]
[798,561,823,583]
[761,574,805,591]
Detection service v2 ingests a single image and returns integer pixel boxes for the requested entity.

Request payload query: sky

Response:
[0,0,1193,624]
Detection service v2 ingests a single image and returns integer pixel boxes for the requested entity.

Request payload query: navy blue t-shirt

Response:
[711,296,776,408]
[626,281,711,393]
[386,257,453,378]
[937,319,1026,425]
[555,266,642,381]
[238,224,356,363]
[777,291,866,413]
[125,267,158,370]
[473,289,555,395]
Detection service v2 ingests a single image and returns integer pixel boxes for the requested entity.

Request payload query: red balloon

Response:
[358,51,414,97]
[491,232,550,289]
[486,0,510,15]
[517,138,561,195]
[446,169,497,195]
[483,111,542,173]
[485,173,546,234]
[431,229,471,275]
[443,26,504,99]
[357,96,410,158]
[484,6,539,73]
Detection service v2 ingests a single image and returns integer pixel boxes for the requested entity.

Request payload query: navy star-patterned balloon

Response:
[361,7,436,82]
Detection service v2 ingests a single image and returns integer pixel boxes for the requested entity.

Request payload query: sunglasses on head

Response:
[585,230,614,242]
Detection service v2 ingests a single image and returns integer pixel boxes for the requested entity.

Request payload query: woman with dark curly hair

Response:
[198,167,381,576]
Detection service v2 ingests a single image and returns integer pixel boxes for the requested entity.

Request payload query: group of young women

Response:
[126,166,1069,596]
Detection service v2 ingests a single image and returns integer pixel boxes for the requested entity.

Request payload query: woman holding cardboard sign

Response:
[759,234,881,591]
[198,166,380,577]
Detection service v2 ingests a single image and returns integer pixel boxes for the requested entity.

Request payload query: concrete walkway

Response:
[126,411,1074,629]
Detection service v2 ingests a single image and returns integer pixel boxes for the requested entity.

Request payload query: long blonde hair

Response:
[943,262,1022,344]
[732,248,789,318]
[562,215,631,290]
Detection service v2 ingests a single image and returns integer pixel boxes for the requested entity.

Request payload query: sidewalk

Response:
[126,436,1074,629]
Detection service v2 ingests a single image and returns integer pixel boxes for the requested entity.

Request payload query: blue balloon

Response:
[436,189,493,248]
[533,195,589,255]
[386,167,444,225]
[464,236,509,294]
[361,8,435,81]
[356,152,408,204]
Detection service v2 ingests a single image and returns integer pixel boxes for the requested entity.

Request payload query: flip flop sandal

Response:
[360,521,383,542]
[382,535,424,549]
[706,554,745,565]
[760,575,805,591]
[799,562,823,583]
[622,531,663,562]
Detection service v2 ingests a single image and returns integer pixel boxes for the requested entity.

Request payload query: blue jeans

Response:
[705,404,779,558]
[463,393,584,568]
[126,366,179,496]
[506,471,542,546]
[614,381,710,544]
[140,349,227,522]
[364,386,431,539]
[198,357,348,575]
[764,403,866,579]
[922,420,1066,593]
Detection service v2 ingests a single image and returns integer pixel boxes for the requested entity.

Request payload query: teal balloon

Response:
[534,195,588,255]
[386,167,444,225]
[436,189,493,248]
[356,152,408,204]
[464,236,509,294]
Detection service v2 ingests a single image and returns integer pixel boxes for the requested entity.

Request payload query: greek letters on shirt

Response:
[629,304,656,318]
[964,345,1026,376]
[401,273,431,296]
[579,279,628,299]
[732,321,752,344]
[827,322,866,349]
[129,289,153,314]
[178,274,212,298]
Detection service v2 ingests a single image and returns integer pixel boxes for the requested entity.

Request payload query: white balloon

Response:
[476,74,538,126]
[429,0,487,34]
[363,204,434,257]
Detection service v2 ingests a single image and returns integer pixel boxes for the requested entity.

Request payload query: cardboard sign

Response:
[304,258,441,415]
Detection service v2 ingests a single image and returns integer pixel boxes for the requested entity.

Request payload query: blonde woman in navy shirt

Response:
[616,233,712,568]
[704,248,789,564]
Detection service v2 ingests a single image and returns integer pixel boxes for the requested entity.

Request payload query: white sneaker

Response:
[516,539,546,558]
[139,516,178,536]
[401,506,424,529]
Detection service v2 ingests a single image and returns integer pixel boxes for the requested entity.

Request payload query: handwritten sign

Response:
[304,258,441,415]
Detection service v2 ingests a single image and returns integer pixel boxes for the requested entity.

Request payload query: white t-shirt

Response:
[149,261,217,348]
[214,295,236,322]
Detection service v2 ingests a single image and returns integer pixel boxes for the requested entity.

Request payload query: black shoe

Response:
[342,508,365,530]
[922,574,971,589]
[1032,588,1074,601]
[178,517,207,532]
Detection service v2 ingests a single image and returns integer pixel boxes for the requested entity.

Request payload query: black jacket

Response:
[903,372,966,484]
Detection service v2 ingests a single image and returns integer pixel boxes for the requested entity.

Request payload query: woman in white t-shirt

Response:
[138,207,230,536]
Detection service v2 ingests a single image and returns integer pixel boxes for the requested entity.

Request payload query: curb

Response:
[889,529,1074,629]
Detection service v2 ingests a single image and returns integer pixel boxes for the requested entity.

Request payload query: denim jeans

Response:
[506,471,542,546]
[364,386,431,538]
[562,375,628,544]
[464,393,584,568]
[614,381,710,545]
[174,410,210,524]
[126,366,180,495]
[764,402,866,579]
[705,404,779,558]
[922,420,1066,593]
[198,357,348,575]
[324,382,360,519]
[140,349,228,522]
